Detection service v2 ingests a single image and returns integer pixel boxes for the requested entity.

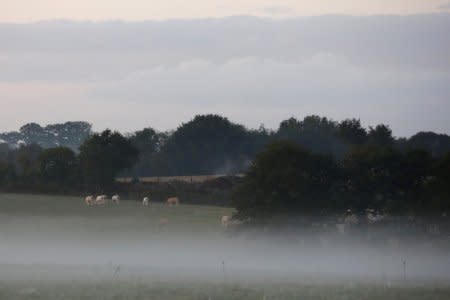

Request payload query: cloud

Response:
[0,15,449,136]
[261,5,292,16]
[437,2,450,10]
[1,15,450,83]
[84,54,450,135]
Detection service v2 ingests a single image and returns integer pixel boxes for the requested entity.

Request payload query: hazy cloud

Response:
[1,15,450,83]
[261,5,292,16]
[437,2,450,10]
[0,15,449,135]
[86,55,450,134]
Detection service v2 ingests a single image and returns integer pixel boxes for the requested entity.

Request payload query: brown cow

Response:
[221,215,230,228]
[167,197,179,206]
[158,217,169,229]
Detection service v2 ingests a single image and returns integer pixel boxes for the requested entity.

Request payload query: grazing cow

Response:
[221,215,230,228]
[167,197,179,206]
[158,217,169,229]
[95,195,107,205]
[111,194,120,205]
[85,195,95,206]
[344,210,359,226]
[366,208,384,224]
[142,197,149,206]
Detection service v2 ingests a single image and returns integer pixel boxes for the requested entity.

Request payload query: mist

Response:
[1,213,449,284]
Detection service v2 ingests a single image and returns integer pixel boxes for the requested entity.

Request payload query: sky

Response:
[2,0,450,21]
[0,1,450,136]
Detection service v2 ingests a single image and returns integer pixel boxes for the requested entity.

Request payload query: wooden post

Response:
[403,259,406,280]
[222,260,226,281]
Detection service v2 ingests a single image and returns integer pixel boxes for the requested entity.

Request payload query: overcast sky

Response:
[0,1,450,136]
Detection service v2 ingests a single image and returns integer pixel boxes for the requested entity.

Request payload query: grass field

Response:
[1,193,450,299]
[1,276,450,300]
[0,193,233,237]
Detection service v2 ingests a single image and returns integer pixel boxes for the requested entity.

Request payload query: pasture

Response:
[0,193,233,237]
[1,193,450,299]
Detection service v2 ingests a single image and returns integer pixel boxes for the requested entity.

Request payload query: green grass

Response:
[1,277,450,300]
[0,193,234,238]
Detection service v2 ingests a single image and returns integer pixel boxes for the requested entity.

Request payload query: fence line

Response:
[116,174,244,184]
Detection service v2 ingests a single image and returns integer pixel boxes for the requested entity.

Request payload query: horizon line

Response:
[2,12,450,25]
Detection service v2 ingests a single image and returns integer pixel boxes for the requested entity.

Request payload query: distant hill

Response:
[0,121,91,151]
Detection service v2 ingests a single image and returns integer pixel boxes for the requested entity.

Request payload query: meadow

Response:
[0,193,449,299]
[0,193,233,234]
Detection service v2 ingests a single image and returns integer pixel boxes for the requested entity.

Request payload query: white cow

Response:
[367,211,384,224]
[95,195,107,205]
[111,194,120,205]
[221,215,230,228]
[344,209,359,226]
[142,197,149,206]
[85,195,95,206]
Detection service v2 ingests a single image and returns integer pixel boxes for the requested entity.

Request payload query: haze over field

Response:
[1,194,449,283]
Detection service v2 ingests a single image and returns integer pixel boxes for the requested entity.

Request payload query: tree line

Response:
[0,121,91,151]
[126,115,450,177]
[232,140,450,224]
[0,114,449,216]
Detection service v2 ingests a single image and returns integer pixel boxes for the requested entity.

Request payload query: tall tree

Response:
[406,132,450,157]
[14,144,43,181]
[277,115,344,157]
[161,115,252,175]
[337,118,368,145]
[129,127,164,155]
[232,141,338,224]
[429,152,450,211]
[79,130,138,186]
[340,145,433,213]
[38,147,79,185]
[368,124,394,147]
[127,128,169,176]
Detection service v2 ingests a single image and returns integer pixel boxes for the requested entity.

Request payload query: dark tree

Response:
[130,127,165,154]
[79,130,138,186]
[232,141,338,224]
[38,147,79,185]
[276,115,345,157]
[340,145,433,213]
[161,115,253,175]
[13,144,43,180]
[368,124,394,147]
[406,132,450,157]
[0,144,16,186]
[126,128,169,176]
[429,152,450,212]
[337,118,368,145]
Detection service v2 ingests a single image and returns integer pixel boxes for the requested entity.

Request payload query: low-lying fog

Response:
[1,213,449,283]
